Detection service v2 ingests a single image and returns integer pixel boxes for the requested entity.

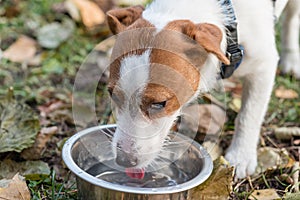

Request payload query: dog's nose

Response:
[116,149,138,168]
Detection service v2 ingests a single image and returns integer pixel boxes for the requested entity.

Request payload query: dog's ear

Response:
[193,23,230,65]
[169,20,230,65]
[106,5,145,34]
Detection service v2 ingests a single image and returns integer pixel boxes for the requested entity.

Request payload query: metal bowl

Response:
[62,125,213,200]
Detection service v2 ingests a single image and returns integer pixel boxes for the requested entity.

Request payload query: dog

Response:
[105,0,300,179]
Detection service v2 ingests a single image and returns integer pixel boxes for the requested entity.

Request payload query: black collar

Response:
[219,0,244,79]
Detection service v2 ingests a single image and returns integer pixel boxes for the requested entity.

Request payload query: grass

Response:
[267,75,300,126]
[28,170,77,200]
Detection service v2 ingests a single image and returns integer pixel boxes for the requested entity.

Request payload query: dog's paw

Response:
[225,147,257,179]
[280,51,300,79]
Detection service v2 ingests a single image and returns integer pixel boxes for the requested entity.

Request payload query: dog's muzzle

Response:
[116,147,138,168]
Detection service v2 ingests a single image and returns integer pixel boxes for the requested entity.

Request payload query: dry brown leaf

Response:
[0,173,31,200]
[275,86,299,99]
[255,147,295,175]
[92,0,114,12]
[3,0,20,18]
[190,157,234,200]
[249,189,280,200]
[21,126,58,160]
[69,0,105,27]
[285,193,300,200]
[3,35,37,63]
[202,140,223,161]
[0,160,50,180]
[37,100,65,117]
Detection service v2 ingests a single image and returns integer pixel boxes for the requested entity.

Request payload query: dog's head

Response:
[106,6,228,170]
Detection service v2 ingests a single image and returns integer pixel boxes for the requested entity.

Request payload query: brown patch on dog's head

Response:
[106,9,228,118]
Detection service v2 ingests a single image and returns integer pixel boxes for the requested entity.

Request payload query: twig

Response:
[265,134,279,148]
[275,127,300,140]
[233,178,247,191]
[292,161,299,192]
[247,176,254,190]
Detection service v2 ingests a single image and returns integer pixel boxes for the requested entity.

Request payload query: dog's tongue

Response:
[125,168,145,179]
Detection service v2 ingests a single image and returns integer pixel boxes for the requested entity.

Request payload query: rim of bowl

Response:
[62,124,213,195]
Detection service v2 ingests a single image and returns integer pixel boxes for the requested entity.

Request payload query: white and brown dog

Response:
[106,0,300,179]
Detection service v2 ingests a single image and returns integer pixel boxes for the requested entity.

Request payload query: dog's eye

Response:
[150,101,166,110]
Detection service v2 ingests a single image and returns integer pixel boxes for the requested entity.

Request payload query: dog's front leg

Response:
[280,0,300,78]
[225,62,278,178]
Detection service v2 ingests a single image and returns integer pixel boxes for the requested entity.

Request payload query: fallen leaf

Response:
[190,157,234,200]
[48,108,74,125]
[37,18,75,49]
[69,0,105,27]
[0,159,50,180]
[0,89,40,153]
[37,100,65,117]
[202,140,223,161]
[2,35,37,63]
[2,0,20,18]
[249,189,280,200]
[274,127,300,140]
[92,0,115,12]
[228,97,241,112]
[279,173,294,185]
[27,53,43,66]
[284,192,300,200]
[21,126,58,160]
[65,0,81,21]
[275,86,299,99]
[294,139,300,145]
[0,173,31,200]
[255,147,294,175]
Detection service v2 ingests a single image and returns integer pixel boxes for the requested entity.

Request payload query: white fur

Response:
[112,0,300,178]
[119,50,151,95]
[280,0,300,78]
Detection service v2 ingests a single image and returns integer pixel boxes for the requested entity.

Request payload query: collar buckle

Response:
[220,44,244,79]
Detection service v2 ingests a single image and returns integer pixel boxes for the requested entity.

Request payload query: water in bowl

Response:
[86,160,190,188]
